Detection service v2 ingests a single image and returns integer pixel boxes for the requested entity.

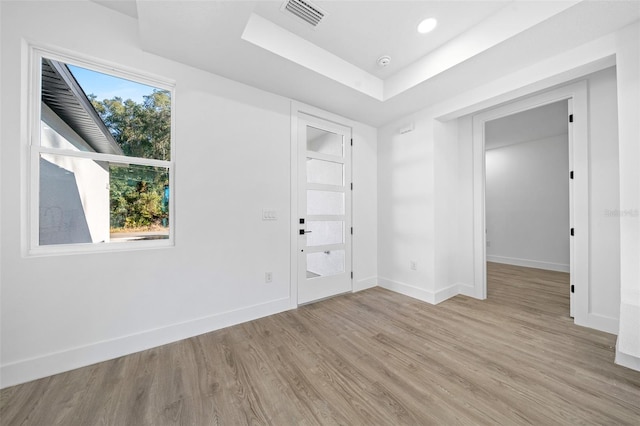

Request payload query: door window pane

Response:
[307,158,343,186]
[306,221,344,246]
[307,250,345,278]
[307,190,344,215]
[307,126,343,157]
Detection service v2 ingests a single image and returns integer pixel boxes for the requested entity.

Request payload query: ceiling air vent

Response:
[282,0,327,27]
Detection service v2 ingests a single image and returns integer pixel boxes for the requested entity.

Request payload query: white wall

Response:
[433,120,461,302]
[587,67,621,325]
[378,22,638,369]
[485,134,570,272]
[614,22,640,370]
[0,1,377,387]
[352,124,378,292]
[455,115,476,296]
[377,118,436,302]
[457,67,621,324]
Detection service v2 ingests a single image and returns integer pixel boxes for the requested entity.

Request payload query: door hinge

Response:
[570,171,574,180]
[350,138,353,146]
[569,114,574,123]
[571,228,574,236]
[350,182,353,190]
[351,271,353,279]
[350,227,353,235]
[571,284,575,293]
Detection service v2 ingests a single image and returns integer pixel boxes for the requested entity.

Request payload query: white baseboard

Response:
[353,276,377,292]
[584,313,619,335]
[379,277,435,304]
[575,312,620,335]
[434,283,460,304]
[378,277,459,305]
[616,343,640,372]
[487,255,570,273]
[457,282,477,298]
[0,297,292,389]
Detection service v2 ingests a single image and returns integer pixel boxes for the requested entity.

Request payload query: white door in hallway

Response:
[297,114,352,304]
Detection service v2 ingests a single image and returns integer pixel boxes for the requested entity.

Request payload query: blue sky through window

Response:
[68,64,158,104]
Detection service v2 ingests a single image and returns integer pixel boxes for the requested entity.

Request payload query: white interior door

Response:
[297,114,352,304]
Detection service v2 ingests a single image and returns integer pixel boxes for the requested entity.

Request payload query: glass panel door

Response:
[297,114,351,304]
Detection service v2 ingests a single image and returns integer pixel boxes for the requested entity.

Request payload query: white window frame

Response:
[27,45,176,256]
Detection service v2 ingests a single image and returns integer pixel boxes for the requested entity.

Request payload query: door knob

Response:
[299,229,313,235]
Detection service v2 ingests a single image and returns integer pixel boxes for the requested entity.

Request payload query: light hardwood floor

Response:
[2,262,639,425]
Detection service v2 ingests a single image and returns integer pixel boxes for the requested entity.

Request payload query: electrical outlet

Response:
[410,261,417,271]
[265,272,272,283]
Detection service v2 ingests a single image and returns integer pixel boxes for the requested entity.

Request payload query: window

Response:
[29,48,174,254]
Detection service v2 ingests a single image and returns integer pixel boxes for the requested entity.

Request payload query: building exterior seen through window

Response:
[35,53,173,249]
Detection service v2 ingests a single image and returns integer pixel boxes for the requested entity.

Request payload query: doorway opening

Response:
[471,80,589,326]
[484,100,572,316]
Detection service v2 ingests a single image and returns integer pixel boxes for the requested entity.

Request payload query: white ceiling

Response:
[485,100,568,150]
[93,0,640,127]
[252,0,508,80]
[93,0,138,18]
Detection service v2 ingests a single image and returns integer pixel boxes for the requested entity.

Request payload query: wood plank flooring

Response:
[2,262,639,425]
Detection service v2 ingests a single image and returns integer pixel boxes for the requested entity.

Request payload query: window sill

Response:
[27,238,174,257]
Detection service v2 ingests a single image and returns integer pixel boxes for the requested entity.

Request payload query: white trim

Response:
[472,114,487,300]
[583,313,619,335]
[486,255,570,273]
[471,81,590,329]
[568,97,575,318]
[378,277,435,304]
[289,101,299,308]
[30,44,175,91]
[290,101,363,130]
[434,41,615,123]
[615,343,640,372]
[0,297,292,389]
[37,147,172,168]
[433,283,460,304]
[353,276,377,292]
[458,283,476,298]
[28,238,174,257]
[378,277,458,305]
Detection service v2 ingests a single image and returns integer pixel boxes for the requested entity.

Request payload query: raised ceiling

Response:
[252,0,508,80]
[93,0,640,126]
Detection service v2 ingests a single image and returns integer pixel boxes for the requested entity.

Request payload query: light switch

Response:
[262,208,277,220]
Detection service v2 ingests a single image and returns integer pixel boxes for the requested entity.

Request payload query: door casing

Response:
[471,81,588,325]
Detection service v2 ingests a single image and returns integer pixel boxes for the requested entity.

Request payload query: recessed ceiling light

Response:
[417,17,437,34]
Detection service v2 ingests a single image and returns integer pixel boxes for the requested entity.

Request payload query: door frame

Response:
[471,81,589,325]
[290,101,353,307]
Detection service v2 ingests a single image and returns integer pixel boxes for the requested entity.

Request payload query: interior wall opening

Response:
[484,100,571,315]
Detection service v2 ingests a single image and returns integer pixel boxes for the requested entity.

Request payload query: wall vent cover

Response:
[282,0,327,27]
